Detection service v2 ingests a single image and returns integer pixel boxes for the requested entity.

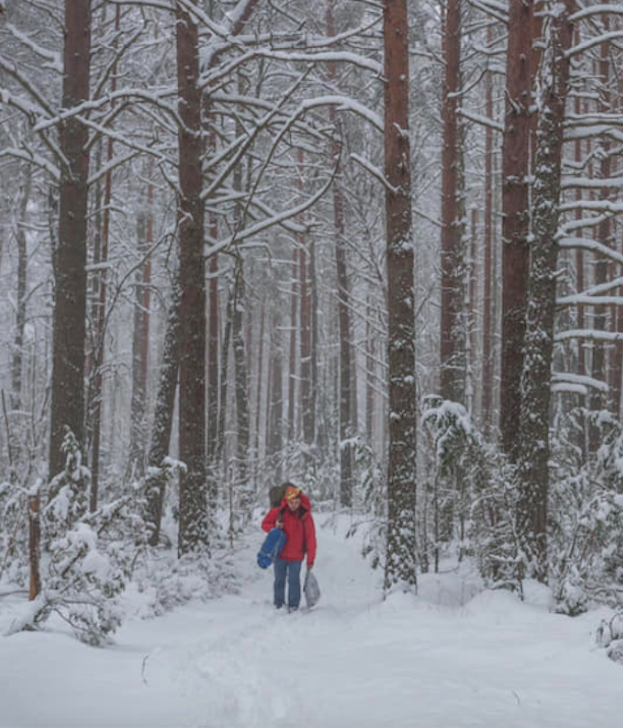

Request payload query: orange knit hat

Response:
[285,485,301,501]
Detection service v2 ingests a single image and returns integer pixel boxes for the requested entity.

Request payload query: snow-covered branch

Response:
[350,154,398,194]
[552,371,609,394]
[556,329,623,342]
[204,170,336,255]
[5,24,62,73]
[0,147,60,181]
[458,109,503,133]
[566,30,623,57]
[559,237,623,267]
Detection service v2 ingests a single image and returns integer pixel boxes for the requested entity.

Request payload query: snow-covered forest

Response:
[2,0,623,725]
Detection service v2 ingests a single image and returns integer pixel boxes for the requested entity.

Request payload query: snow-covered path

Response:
[2,516,623,728]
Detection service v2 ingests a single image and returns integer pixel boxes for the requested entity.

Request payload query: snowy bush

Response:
[421,396,493,570]
[548,411,623,614]
[45,429,89,539]
[0,479,29,587]
[467,458,524,593]
[28,480,149,646]
[550,479,623,615]
[340,437,385,569]
[7,432,152,645]
[596,612,623,665]
[131,538,240,618]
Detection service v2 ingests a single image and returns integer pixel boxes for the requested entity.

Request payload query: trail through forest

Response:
[1,516,623,728]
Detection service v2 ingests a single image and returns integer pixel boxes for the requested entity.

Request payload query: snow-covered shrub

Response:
[421,396,492,569]
[144,456,185,547]
[466,456,525,593]
[550,479,623,614]
[9,433,150,645]
[337,437,386,569]
[0,479,29,587]
[549,411,623,614]
[34,480,149,645]
[45,429,89,539]
[596,612,623,665]
[131,538,240,618]
[355,436,384,515]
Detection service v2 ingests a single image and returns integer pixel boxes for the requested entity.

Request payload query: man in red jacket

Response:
[261,483,317,611]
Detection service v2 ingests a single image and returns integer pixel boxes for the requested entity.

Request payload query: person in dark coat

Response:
[261,483,317,611]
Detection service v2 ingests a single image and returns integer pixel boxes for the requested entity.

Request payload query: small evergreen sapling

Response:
[10,432,150,646]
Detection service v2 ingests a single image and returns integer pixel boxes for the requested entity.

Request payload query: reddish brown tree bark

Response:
[287,244,298,442]
[328,0,354,507]
[11,171,31,414]
[299,232,313,446]
[500,0,536,460]
[49,0,92,479]
[481,23,495,432]
[267,309,284,481]
[440,0,465,404]
[28,493,41,600]
[129,166,153,479]
[383,0,417,591]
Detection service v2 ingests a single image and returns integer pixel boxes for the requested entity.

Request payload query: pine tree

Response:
[383,0,418,591]
[516,0,575,582]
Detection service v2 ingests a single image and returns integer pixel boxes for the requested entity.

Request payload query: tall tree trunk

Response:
[287,243,298,442]
[481,24,494,433]
[207,251,220,463]
[334,170,354,506]
[589,14,611,451]
[366,291,376,443]
[500,0,536,460]
[217,280,234,464]
[252,297,266,485]
[28,492,41,600]
[129,169,153,479]
[299,232,314,446]
[49,0,92,479]
[440,0,465,404]
[176,0,207,554]
[146,279,181,546]
[232,258,250,484]
[205,122,220,506]
[383,0,417,591]
[129,212,147,477]
[588,31,613,455]
[267,309,283,481]
[466,207,478,415]
[11,169,31,414]
[572,53,587,458]
[310,237,319,442]
[327,0,353,506]
[88,4,119,510]
[516,0,574,583]
[295,149,314,449]
[612,229,623,418]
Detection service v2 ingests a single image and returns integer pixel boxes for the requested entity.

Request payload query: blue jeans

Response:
[274,558,302,609]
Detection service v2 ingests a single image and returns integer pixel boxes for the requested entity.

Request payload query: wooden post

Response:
[28,493,41,601]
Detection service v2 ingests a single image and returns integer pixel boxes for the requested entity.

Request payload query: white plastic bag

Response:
[303,569,321,608]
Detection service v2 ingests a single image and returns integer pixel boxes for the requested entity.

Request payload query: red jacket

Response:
[261,492,317,567]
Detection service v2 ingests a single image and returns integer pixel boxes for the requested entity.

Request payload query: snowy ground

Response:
[1,515,623,728]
